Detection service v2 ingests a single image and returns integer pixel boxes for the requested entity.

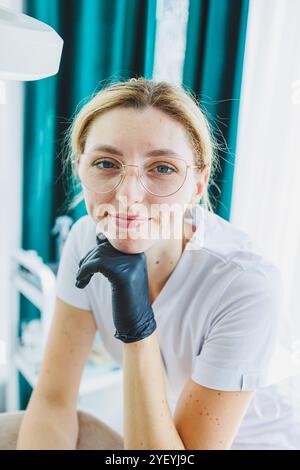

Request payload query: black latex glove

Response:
[75,234,157,343]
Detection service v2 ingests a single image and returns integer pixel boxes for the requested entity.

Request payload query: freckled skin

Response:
[178,383,252,449]
[188,394,224,432]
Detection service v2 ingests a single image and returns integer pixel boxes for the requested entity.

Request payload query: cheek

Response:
[159,182,195,214]
[83,189,113,223]
[160,182,196,227]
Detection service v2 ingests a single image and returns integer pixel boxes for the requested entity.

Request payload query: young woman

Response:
[17,78,296,450]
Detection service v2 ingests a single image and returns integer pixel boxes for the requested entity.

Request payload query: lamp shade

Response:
[0,4,63,81]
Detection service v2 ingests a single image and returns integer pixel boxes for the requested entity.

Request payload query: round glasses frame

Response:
[73,153,205,197]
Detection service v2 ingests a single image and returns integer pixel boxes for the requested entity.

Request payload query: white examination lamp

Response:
[0,4,63,81]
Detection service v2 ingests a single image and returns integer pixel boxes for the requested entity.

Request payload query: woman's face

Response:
[78,106,208,254]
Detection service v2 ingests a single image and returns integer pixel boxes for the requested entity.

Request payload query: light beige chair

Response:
[0,409,124,450]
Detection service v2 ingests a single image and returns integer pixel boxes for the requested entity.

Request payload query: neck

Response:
[145,220,194,304]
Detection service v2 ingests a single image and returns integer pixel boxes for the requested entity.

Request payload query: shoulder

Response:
[216,262,282,316]
[207,209,281,297]
[67,214,97,258]
[198,207,279,275]
[205,259,282,360]
[70,214,95,234]
[188,207,282,319]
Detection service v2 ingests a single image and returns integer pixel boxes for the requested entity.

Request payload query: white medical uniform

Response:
[56,205,300,449]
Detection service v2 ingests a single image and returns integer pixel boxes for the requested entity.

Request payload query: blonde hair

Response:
[62,76,221,213]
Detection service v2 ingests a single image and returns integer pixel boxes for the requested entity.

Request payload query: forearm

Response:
[123,330,185,450]
[16,394,78,450]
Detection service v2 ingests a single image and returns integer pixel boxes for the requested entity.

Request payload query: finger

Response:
[78,245,98,268]
[78,235,107,270]
[79,251,92,268]
[75,273,92,289]
[76,256,103,283]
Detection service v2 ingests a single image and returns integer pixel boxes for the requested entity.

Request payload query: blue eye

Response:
[153,164,175,174]
[93,159,119,170]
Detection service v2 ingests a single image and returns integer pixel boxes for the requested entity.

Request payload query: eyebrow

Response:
[86,144,182,158]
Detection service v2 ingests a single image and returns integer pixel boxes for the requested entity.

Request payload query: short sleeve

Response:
[191,264,282,391]
[55,219,92,311]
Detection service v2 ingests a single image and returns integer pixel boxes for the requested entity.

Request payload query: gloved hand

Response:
[75,234,157,343]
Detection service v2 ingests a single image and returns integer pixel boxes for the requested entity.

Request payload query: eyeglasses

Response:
[73,153,204,197]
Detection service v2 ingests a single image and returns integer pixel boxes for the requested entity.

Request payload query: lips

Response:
[109,213,150,229]
[114,213,148,221]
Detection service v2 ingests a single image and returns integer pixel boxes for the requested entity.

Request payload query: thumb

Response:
[96,231,108,245]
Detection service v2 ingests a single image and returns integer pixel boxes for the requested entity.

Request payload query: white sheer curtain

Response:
[153,0,189,86]
[230,0,300,404]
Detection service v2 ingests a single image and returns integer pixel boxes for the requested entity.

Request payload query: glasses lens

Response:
[78,154,124,193]
[77,154,187,196]
[140,157,187,196]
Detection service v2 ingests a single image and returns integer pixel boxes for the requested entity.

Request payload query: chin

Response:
[94,212,160,253]
[108,236,155,254]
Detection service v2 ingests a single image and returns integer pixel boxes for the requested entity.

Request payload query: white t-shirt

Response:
[55,205,300,449]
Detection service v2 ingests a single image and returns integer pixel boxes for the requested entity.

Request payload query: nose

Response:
[115,164,146,204]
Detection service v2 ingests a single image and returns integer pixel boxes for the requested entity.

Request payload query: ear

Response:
[191,166,210,205]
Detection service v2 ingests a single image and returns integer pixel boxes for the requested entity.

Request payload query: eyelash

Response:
[92,159,177,174]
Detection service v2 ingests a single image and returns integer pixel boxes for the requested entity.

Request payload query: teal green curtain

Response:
[20,0,157,410]
[183,0,249,220]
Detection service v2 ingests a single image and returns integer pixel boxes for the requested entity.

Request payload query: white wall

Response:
[0,0,24,407]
